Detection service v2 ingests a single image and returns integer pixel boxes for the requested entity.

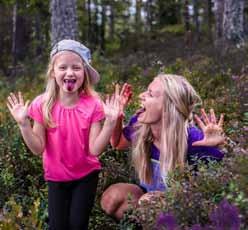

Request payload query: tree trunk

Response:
[215,0,225,40]
[223,0,245,45]
[34,14,42,56]
[93,0,99,46]
[100,1,106,51]
[109,3,115,39]
[12,3,17,72]
[183,0,190,31]
[50,0,78,45]
[145,0,152,32]
[135,0,142,33]
[193,0,200,42]
[87,0,92,42]
[206,0,213,40]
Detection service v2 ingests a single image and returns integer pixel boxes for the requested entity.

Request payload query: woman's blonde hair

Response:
[132,74,202,184]
[42,55,96,127]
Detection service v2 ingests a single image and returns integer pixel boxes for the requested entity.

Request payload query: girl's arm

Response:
[19,121,45,155]
[89,94,120,156]
[7,92,45,155]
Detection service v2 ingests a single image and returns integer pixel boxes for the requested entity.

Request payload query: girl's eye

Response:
[73,66,82,70]
[59,66,66,70]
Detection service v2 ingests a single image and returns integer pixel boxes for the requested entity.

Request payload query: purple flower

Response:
[156,212,178,230]
[209,199,240,230]
[191,224,203,230]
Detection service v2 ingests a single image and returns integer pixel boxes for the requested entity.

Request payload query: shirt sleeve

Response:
[187,126,224,165]
[123,114,138,142]
[91,98,105,123]
[28,95,44,124]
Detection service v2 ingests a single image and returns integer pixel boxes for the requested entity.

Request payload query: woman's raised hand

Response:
[116,83,132,117]
[193,108,225,147]
[6,92,30,127]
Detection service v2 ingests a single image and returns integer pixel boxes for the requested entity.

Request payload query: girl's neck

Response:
[59,91,80,107]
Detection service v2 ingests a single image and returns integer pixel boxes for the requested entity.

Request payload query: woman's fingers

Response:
[218,113,224,128]
[201,108,210,125]
[210,108,216,124]
[120,83,126,97]
[115,83,120,98]
[194,114,205,131]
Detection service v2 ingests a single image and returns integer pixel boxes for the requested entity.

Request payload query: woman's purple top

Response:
[123,114,224,192]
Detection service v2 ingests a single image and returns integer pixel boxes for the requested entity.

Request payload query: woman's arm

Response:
[193,108,225,147]
[110,83,132,149]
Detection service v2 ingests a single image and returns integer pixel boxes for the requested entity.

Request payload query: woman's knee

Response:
[100,183,144,215]
[100,183,126,215]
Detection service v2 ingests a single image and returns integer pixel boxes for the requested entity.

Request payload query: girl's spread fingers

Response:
[201,108,210,124]
[8,96,15,106]
[194,114,205,130]
[25,100,30,108]
[6,102,12,111]
[210,108,216,124]
[18,92,24,105]
[10,92,18,104]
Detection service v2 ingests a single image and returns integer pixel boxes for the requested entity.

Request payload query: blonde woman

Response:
[7,39,120,230]
[101,74,225,220]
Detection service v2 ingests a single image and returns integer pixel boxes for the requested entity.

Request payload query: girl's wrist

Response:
[18,118,30,129]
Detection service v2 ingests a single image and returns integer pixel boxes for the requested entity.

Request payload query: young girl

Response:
[101,74,225,220]
[7,39,120,230]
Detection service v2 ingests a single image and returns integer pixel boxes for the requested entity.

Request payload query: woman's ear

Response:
[50,71,55,79]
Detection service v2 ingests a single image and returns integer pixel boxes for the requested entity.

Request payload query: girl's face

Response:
[53,51,85,95]
[138,78,164,124]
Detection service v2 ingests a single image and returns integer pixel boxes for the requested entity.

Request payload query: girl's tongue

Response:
[64,79,76,91]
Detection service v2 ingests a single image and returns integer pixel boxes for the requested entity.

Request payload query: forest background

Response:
[0,0,247,229]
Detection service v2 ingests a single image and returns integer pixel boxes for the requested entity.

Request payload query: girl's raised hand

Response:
[102,94,120,123]
[193,108,225,147]
[6,92,30,127]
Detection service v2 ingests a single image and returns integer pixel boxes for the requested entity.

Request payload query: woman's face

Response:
[138,77,164,124]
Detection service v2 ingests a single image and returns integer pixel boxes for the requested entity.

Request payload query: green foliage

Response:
[120,151,248,229]
[0,197,44,230]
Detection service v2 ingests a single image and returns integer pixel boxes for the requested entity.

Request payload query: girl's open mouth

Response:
[64,79,76,91]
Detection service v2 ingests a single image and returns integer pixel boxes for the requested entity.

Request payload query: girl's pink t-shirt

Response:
[28,93,105,182]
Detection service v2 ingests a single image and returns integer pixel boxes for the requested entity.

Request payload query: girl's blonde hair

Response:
[132,74,202,184]
[42,55,96,127]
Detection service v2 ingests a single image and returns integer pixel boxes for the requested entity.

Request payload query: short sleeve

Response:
[123,114,138,142]
[91,98,105,123]
[187,126,224,165]
[28,95,44,124]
